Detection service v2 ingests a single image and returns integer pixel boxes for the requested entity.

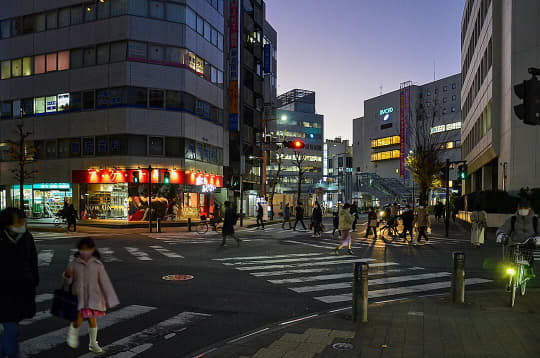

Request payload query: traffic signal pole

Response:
[148,165,152,233]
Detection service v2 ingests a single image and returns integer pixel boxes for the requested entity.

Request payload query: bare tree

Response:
[293,150,306,204]
[268,143,284,220]
[7,122,38,210]
[407,96,450,205]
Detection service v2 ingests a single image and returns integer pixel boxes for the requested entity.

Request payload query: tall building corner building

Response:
[0,0,227,221]
[460,0,540,194]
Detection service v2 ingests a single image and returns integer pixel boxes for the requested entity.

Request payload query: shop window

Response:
[128,135,146,156]
[149,90,164,108]
[165,137,183,157]
[149,137,164,156]
[71,5,83,25]
[211,28,218,46]
[34,97,45,115]
[166,90,182,110]
[59,8,70,27]
[57,139,70,158]
[46,53,57,72]
[0,102,11,119]
[166,3,185,23]
[96,137,108,155]
[110,42,127,62]
[165,47,184,65]
[84,47,96,66]
[1,61,10,79]
[98,0,110,19]
[22,57,32,76]
[196,16,203,35]
[46,11,58,30]
[70,49,83,68]
[70,139,81,157]
[34,13,46,32]
[70,92,82,111]
[21,98,33,116]
[129,0,148,16]
[111,0,129,16]
[57,93,70,111]
[85,4,97,22]
[58,51,70,71]
[128,87,147,107]
[186,7,196,29]
[97,44,110,65]
[128,41,147,61]
[204,21,211,41]
[45,96,57,113]
[83,137,94,156]
[83,91,95,110]
[149,1,165,19]
[148,45,164,63]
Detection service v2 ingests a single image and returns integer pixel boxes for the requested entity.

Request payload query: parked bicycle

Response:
[196,214,222,234]
[502,236,537,307]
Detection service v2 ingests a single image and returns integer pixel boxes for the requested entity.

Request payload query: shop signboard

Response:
[229,0,239,132]
[72,170,222,187]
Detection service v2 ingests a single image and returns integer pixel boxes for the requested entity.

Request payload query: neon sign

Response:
[379,107,393,121]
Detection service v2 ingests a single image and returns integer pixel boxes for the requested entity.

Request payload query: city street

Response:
[17,217,538,358]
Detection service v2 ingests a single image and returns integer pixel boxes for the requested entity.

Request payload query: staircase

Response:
[354,173,413,205]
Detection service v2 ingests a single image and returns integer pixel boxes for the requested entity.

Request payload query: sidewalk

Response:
[200,289,540,358]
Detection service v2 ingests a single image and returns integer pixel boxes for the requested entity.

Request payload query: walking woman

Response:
[335,203,355,255]
[312,201,323,238]
[0,208,39,358]
[414,204,430,244]
[64,237,119,353]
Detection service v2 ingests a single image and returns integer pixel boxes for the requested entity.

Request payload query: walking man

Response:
[282,203,292,229]
[66,204,77,232]
[221,201,241,247]
[434,202,443,223]
[293,202,306,231]
[350,202,359,232]
[312,201,323,238]
[365,207,378,239]
[400,204,414,242]
[256,202,265,230]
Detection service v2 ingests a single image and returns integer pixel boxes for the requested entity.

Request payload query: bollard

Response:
[156,218,161,233]
[188,218,192,232]
[352,262,369,322]
[451,252,465,303]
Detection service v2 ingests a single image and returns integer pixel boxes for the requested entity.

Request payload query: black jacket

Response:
[295,206,304,218]
[223,207,237,235]
[401,210,414,228]
[257,205,263,218]
[312,207,322,223]
[0,230,39,322]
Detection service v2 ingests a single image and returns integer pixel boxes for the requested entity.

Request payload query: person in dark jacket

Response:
[350,202,359,232]
[256,203,265,230]
[66,204,77,232]
[293,202,306,231]
[221,201,241,247]
[282,203,292,229]
[400,204,415,242]
[311,201,323,238]
[0,207,39,358]
[365,207,378,238]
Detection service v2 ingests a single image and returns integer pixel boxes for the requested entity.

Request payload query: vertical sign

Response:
[229,0,239,131]
[399,88,405,177]
[403,87,410,180]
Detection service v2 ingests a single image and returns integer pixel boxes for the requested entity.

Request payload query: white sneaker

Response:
[66,324,80,349]
[89,341,103,354]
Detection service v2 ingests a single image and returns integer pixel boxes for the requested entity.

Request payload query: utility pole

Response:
[445,159,450,238]
[239,176,244,227]
[148,165,152,233]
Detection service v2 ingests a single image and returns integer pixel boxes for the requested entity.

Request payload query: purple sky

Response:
[266,0,465,140]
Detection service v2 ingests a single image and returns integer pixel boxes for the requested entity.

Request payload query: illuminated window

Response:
[22,57,32,76]
[46,53,57,72]
[1,60,10,79]
[34,97,45,114]
[371,135,400,148]
[446,141,454,149]
[11,58,22,77]
[58,51,70,70]
[371,149,400,161]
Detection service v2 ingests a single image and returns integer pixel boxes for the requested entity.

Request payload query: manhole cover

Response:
[162,274,194,281]
[332,343,353,350]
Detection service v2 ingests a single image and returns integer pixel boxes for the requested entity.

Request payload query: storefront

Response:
[72,169,222,221]
[0,185,6,211]
[11,183,72,218]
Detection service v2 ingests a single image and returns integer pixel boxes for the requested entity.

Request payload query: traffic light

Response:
[286,140,305,149]
[514,70,540,125]
[132,170,139,183]
[457,164,467,180]
[231,176,240,190]
[163,171,170,184]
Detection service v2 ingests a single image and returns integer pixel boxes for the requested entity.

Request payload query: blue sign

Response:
[229,114,239,131]
[263,44,273,74]
[380,107,393,121]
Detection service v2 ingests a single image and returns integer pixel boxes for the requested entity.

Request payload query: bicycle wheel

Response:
[380,226,389,239]
[197,223,209,234]
[520,266,527,296]
[54,218,61,227]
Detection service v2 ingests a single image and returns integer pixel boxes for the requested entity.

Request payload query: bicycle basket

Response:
[504,246,534,264]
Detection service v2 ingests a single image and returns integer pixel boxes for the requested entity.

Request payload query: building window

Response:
[211,28,218,46]
[45,96,57,113]
[59,8,70,27]
[452,83,456,89]
[84,47,96,66]
[443,86,448,92]
[204,21,211,41]
[129,0,148,16]
[46,53,57,72]
[149,1,165,19]
[186,7,196,29]
[427,89,431,96]
[149,137,163,156]
[97,44,110,65]
[11,59,22,77]
[111,0,129,16]
[128,41,147,61]
[148,45,164,63]
[70,49,83,68]
[452,95,456,101]
[110,41,127,62]
[149,90,164,108]
[166,3,185,23]
[165,47,184,65]
[57,93,70,111]
[34,97,45,115]
[46,11,58,30]
[57,51,70,70]
[443,97,447,103]
[34,14,46,32]
[1,61,10,79]
[451,107,456,112]
[71,5,83,25]
[97,0,110,20]
[166,90,182,110]
[128,87,147,107]
[84,4,97,22]
[83,91,95,110]
[196,16,203,35]
[83,138,94,156]
[218,33,223,50]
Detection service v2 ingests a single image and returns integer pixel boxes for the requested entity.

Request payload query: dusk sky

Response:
[266,0,466,141]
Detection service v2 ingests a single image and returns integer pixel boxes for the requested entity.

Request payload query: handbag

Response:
[51,285,79,321]
[308,223,312,230]
[321,223,325,231]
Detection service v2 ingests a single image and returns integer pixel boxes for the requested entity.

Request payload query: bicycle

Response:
[53,215,67,227]
[502,236,537,307]
[379,218,400,240]
[196,215,222,235]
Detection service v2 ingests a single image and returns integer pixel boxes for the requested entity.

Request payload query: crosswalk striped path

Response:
[32,232,90,242]
[214,252,492,304]
[9,294,211,357]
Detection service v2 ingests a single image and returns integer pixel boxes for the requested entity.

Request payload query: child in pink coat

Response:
[64,237,119,353]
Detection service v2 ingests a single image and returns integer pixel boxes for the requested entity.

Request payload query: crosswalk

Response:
[3,293,211,357]
[31,232,91,242]
[214,252,492,305]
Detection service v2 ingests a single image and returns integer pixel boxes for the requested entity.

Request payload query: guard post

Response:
[156,218,161,233]
[352,262,369,322]
[188,218,192,232]
[451,252,465,303]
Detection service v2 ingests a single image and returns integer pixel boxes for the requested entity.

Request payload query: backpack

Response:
[510,215,538,236]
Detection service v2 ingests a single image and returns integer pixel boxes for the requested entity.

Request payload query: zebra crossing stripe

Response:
[20,310,52,326]
[101,247,122,262]
[20,305,156,356]
[77,311,210,358]
[252,262,404,278]
[223,255,353,266]
[290,272,452,293]
[235,258,376,271]
[315,278,492,303]
[149,245,184,258]
[283,240,335,249]
[35,293,53,303]
[125,247,152,261]
[38,250,55,267]
[214,253,324,261]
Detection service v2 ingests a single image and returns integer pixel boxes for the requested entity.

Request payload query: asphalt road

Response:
[20,218,539,358]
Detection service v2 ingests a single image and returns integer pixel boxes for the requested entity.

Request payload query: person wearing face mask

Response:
[64,237,119,354]
[0,207,38,358]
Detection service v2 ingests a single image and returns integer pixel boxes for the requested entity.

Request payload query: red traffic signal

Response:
[286,140,305,149]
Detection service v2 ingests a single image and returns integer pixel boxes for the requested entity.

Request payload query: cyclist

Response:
[496,199,540,278]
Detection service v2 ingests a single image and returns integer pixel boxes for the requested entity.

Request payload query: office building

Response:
[323,137,353,207]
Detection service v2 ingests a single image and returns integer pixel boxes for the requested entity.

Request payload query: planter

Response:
[457,211,510,228]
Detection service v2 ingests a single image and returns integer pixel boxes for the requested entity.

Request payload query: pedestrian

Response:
[256,202,264,230]
[66,204,77,232]
[451,203,458,223]
[470,210,488,247]
[293,202,306,231]
[64,237,118,354]
[434,202,443,223]
[400,204,414,242]
[414,204,430,244]
[365,207,378,239]
[332,210,340,237]
[311,201,323,238]
[335,203,355,255]
[350,202,359,232]
[282,203,292,229]
[0,208,39,358]
[221,201,241,247]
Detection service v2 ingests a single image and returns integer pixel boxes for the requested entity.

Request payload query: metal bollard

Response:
[188,218,192,232]
[451,252,465,303]
[156,218,161,233]
[352,262,369,322]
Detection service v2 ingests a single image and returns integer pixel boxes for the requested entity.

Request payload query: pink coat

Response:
[64,257,120,311]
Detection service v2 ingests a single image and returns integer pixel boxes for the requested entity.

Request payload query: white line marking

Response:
[100,247,122,262]
[279,314,318,325]
[38,249,54,266]
[315,278,492,303]
[149,245,184,258]
[35,293,53,303]
[267,263,401,283]
[283,240,335,249]
[125,247,152,261]
[224,255,353,266]
[328,306,352,313]
[214,253,324,261]
[235,258,376,271]
[20,310,52,326]
[227,328,270,344]
[21,305,156,356]
[251,262,407,278]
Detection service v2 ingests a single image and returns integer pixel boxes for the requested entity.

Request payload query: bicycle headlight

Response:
[506,268,515,276]
[379,211,385,216]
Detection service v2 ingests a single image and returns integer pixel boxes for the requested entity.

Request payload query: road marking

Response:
[290,272,452,293]
[235,258,376,271]
[20,305,156,356]
[38,249,54,266]
[214,253,324,261]
[35,293,53,303]
[224,255,352,266]
[100,247,122,262]
[227,328,270,344]
[77,312,209,358]
[279,314,318,325]
[267,263,401,283]
[315,278,492,303]
[125,247,152,261]
[20,310,52,326]
[283,240,335,249]
[149,245,184,258]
